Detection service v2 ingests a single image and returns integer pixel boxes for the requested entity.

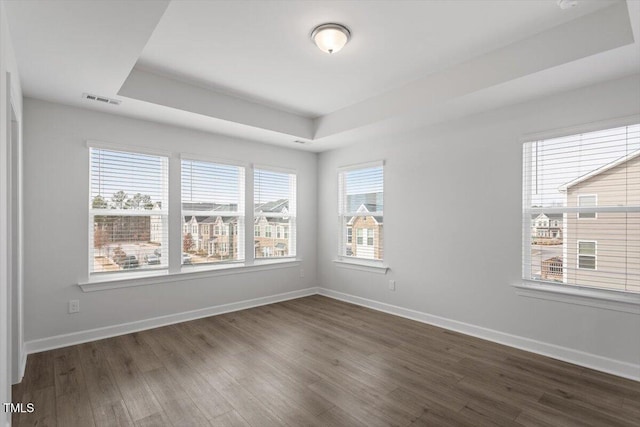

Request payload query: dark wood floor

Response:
[11,295,640,426]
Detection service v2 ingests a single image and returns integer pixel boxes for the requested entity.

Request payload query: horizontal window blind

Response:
[523,123,640,293]
[254,168,296,259]
[181,160,245,265]
[338,163,384,261]
[89,148,168,274]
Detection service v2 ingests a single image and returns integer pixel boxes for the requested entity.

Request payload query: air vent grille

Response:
[82,93,121,106]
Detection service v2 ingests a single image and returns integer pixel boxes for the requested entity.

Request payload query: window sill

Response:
[333,259,389,274]
[514,281,640,314]
[79,259,302,292]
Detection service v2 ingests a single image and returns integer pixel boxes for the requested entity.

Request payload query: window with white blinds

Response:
[338,162,384,261]
[89,147,169,274]
[522,123,640,294]
[254,168,296,259]
[181,159,245,266]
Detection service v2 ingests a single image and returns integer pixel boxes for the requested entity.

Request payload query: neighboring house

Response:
[531,213,563,242]
[560,150,640,292]
[182,215,239,259]
[254,199,291,258]
[346,204,383,260]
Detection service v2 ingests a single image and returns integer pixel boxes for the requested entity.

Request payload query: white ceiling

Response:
[5,0,640,152]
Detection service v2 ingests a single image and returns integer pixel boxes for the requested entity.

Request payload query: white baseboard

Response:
[24,287,319,355]
[21,285,639,382]
[318,288,640,381]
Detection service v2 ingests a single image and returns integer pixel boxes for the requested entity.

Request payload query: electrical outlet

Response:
[300,268,305,278]
[388,280,396,291]
[68,299,80,314]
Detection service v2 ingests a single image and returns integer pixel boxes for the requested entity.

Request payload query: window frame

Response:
[88,143,170,280]
[577,240,597,270]
[253,165,297,261]
[83,141,300,289]
[337,161,385,266]
[517,116,640,312]
[577,194,598,220]
[180,156,246,269]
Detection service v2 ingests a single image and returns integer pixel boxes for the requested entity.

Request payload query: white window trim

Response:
[79,259,302,292]
[84,141,304,289]
[337,161,385,268]
[520,117,640,308]
[333,259,389,274]
[514,281,639,314]
[88,145,170,277]
[577,194,598,220]
[577,240,597,270]
[253,166,297,260]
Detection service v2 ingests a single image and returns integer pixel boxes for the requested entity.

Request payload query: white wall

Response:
[317,74,640,375]
[22,98,317,345]
[0,1,23,424]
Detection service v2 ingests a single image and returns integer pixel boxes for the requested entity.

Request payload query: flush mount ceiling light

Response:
[311,23,351,54]
[557,0,578,10]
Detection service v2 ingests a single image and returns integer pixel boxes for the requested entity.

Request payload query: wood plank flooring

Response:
[11,295,640,426]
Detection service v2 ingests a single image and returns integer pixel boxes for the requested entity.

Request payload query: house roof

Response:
[255,199,288,213]
[532,213,563,221]
[183,215,237,225]
[559,149,640,192]
[347,204,383,225]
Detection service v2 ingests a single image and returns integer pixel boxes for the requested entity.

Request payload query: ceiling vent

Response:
[82,93,121,106]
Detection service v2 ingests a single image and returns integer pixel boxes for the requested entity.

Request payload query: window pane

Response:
[578,195,597,219]
[182,160,245,265]
[90,148,168,274]
[578,241,596,255]
[578,256,596,270]
[254,169,296,258]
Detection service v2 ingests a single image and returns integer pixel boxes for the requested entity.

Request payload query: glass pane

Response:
[254,217,292,258]
[90,148,168,275]
[181,160,245,265]
[90,149,167,210]
[525,124,639,209]
[92,215,167,272]
[578,241,596,255]
[254,169,296,259]
[578,255,596,270]
[182,216,243,264]
[344,166,384,213]
[342,216,383,260]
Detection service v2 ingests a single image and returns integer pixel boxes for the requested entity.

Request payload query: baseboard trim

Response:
[318,288,640,381]
[24,287,319,355]
[22,285,639,381]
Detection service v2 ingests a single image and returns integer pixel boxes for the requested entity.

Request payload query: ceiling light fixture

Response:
[557,0,578,10]
[311,23,351,54]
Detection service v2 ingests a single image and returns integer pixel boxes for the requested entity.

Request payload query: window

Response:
[254,168,296,259]
[578,241,597,270]
[89,147,168,274]
[578,195,597,219]
[338,162,384,261]
[182,159,245,265]
[523,123,639,294]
